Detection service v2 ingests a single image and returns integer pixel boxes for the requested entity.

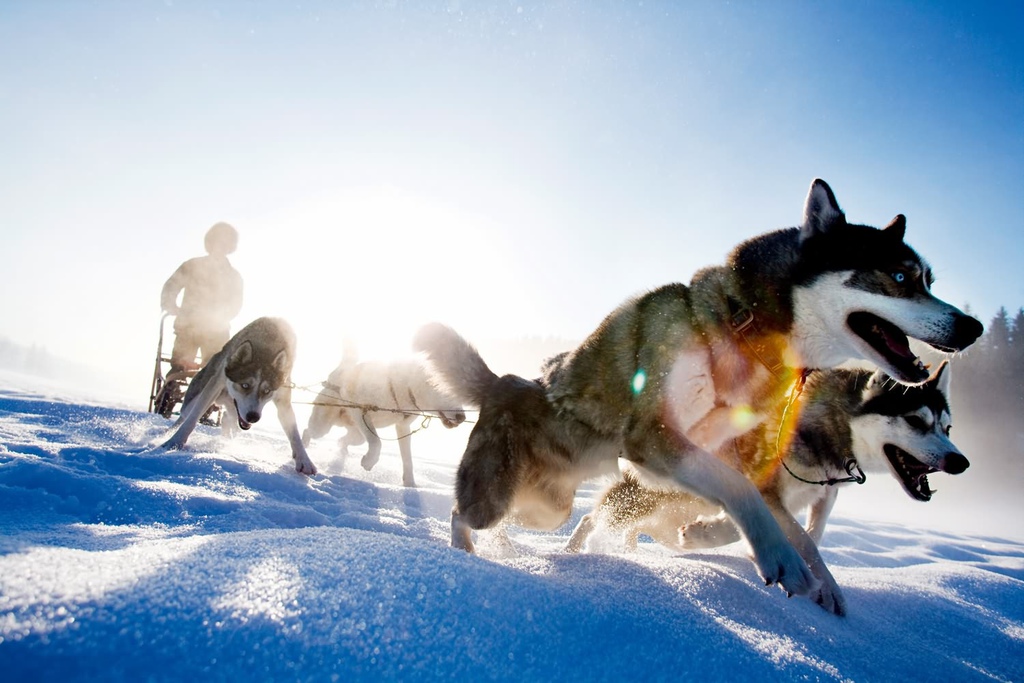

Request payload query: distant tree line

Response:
[951,307,1024,419]
[0,337,58,375]
[942,306,1024,486]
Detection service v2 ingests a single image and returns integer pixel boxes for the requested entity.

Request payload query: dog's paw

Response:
[754,542,819,598]
[293,453,317,476]
[451,513,475,553]
[808,569,847,616]
[809,583,847,616]
[360,454,380,471]
[679,513,739,549]
[679,520,716,549]
[160,438,184,451]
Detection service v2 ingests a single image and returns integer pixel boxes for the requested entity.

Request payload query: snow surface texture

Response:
[1,370,1022,682]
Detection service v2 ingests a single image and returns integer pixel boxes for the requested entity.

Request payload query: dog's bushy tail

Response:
[412,322,497,407]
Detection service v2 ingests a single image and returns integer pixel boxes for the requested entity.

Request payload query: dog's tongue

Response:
[882,326,915,359]
[235,401,251,430]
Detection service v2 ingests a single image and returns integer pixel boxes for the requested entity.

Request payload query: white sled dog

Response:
[564,362,967,615]
[302,356,466,487]
[160,316,317,475]
[413,178,982,613]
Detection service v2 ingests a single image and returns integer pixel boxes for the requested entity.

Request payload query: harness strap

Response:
[721,299,866,488]
[727,297,787,380]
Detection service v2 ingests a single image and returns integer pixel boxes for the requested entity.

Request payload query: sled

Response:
[148,314,221,426]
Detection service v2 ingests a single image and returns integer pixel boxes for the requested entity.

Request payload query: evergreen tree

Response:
[1011,308,1024,412]
[988,307,1011,354]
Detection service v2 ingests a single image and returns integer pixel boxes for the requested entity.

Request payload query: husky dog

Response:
[161,317,317,476]
[414,179,982,610]
[564,362,967,614]
[302,356,466,487]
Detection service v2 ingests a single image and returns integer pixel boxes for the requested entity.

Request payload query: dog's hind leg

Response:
[357,412,383,472]
[451,507,475,552]
[339,427,365,457]
[395,415,417,487]
[302,403,335,447]
[450,417,528,552]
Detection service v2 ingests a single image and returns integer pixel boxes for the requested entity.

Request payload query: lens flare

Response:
[632,369,647,394]
[729,405,759,432]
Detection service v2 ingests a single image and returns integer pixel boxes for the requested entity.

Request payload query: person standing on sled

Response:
[157,222,244,413]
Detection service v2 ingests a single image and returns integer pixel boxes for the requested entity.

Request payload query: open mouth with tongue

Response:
[883,444,938,501]
[847,312,929,383]
[234,400,252,430]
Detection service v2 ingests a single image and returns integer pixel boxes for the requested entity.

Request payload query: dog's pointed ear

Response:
[930,359,951,395]
[229,340,253,367]
[801,178,846,241]
[272,349,290,374]
[883,214,907,243]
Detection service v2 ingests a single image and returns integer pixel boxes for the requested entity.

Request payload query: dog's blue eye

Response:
[241,383,250,390]
[893,272,906,283]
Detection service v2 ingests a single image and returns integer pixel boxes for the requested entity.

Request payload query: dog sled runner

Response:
[148,314,221,426]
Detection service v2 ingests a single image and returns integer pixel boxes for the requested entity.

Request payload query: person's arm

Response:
[160,263,188,314]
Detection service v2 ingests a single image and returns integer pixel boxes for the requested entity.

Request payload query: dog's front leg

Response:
[160,375,224,450]
[805,486,838,545]
[564,513,597,553]
[221,398,240,439]
[626,423,817,599]
[274,390,317,476]
[761,490,846,616]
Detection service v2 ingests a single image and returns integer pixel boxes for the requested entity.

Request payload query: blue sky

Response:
[1,1,1022,396]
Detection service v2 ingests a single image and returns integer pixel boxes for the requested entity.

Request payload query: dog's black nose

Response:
[953,315,984,350]
[944,452,969,475]
[246,411,261,424]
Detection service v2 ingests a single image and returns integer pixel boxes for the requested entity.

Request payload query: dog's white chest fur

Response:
[663,349,768,452]
[663,349,718,434]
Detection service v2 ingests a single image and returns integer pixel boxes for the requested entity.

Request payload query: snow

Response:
[1,369,1022,681]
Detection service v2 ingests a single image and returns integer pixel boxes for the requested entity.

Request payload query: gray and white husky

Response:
[160,316,317,476]
[414,178,982,611]
[302,355,466,487]
[564,362,967,615]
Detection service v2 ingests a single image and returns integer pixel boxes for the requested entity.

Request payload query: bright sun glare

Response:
[240,185,502,387]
